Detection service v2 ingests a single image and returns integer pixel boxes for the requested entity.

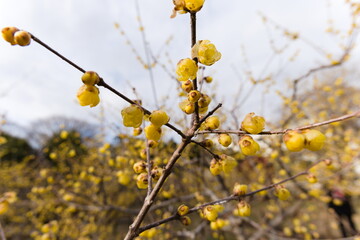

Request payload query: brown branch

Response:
[124,99,222,239]
[198,109,360,135]
[30,33,186,139]
[190,12,200,126]
[138,158,326,233]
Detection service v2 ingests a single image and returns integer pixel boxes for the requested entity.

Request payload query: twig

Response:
[135,0,159,108]
[290,30,357,101]
[197,110,360,135]
[30,33,186,139]
[138,158,326,233]
[190,12,200,126]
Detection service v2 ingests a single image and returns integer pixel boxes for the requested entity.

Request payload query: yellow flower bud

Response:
[151,166,163,181]
[198,94,211,108]
[203,76,213,83]
[121,105,144,128]
[241,112,265,134]
[234,201,251,217]
[149,110,170,127]
[239,135,260,156]
[136,173,148,189]
[220,154,237,174]
[133,127,142,136]
[203,205,218,222]
[233,183,248,196]
[185,0,205,12]
[192,40,221,66]
[179,99,195,114]
[204,116,220,130]
[274,185,291,200]
[210,159,222,176]
[77,84,100,108]
[177,204,190,216]
[188,90,201,103]
[133,161,147,174]
[283,130,305,152]
[2,27,19,45]
[144,124,162,142]
[14,30,31,46]
[176,58,198,81]
[302,129,326,151]
[0,200,9,215]
[180,216,192,226]
[81,71,100,85]
[218,133,232,147]
[306,174,317,184]
[181,80,194,92]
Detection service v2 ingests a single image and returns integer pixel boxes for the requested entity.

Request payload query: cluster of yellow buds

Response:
[77,71,101,107]
[2,27,31,46]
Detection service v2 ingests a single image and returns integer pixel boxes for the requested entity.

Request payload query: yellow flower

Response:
[241,112,265,134]
[121,105,144,128]
[77,84,100,107]
[192,40,221,66]
[171,0,205,18]
[185,0,205,12]
[239,135,260,156]
[14,31,31,46]
[2,27,19,45]
[176,58,198,81]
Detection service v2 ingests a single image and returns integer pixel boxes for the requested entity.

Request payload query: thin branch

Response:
[138,158,327,233]
[135,0,159,108]
[291,30,358,101]
[198,109,360,135]
[30,33,186,139]
[30,34,86,73]
[190,12,200,126]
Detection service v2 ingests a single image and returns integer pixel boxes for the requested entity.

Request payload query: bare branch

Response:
[198,109,360,135]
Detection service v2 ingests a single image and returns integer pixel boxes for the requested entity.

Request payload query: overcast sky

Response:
[0,0,358,131]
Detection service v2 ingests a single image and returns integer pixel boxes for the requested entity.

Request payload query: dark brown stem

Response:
[190,12,200,126]
[30,34,86,73]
